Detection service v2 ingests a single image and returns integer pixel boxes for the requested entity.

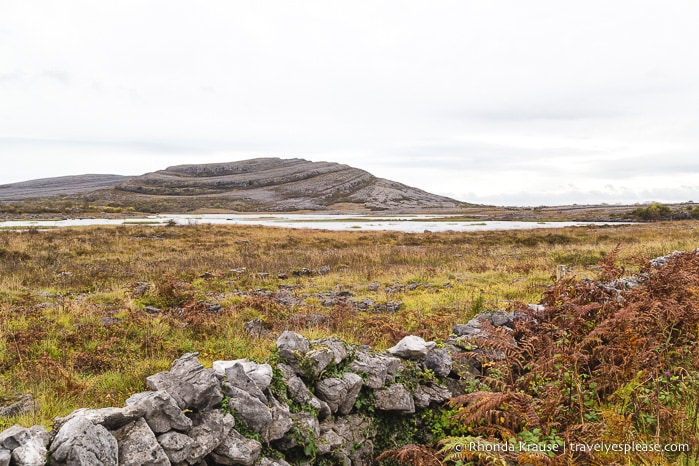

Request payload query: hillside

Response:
[0,174,132,201]
[0,158,465,213]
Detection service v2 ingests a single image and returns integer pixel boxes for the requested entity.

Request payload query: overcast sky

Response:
[2,1,699,206]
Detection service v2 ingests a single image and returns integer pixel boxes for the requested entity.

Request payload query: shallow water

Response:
[0,214,628,232]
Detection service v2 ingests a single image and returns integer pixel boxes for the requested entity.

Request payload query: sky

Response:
[2,1,699,206]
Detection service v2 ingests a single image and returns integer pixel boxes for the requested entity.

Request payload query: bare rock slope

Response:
[107,158,463,212]
[1,158,464,212]
[0,175,132,201]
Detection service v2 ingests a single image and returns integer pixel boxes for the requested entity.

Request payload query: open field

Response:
[2,220,698,433]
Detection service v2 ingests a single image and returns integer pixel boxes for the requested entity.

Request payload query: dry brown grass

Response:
[0,220,698,429]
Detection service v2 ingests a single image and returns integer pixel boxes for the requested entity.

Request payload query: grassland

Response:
[1,221,698,434]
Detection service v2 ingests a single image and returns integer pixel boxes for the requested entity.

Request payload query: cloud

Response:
[2,1,699,205]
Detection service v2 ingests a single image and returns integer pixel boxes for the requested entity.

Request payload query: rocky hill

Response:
[0,158,465,213]
[0,175,132,202]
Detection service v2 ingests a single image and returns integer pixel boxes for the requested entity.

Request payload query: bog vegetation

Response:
[1,221,699,464]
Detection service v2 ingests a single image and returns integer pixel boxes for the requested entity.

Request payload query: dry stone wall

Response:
[0,331,467,466]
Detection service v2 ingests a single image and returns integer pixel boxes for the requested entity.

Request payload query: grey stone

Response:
[308,398,332,421]
[210,429,262,466]
[315,373,362,415]
[112,417,169,466]
[49,416,118,466]
[264,395,293,443]
[274,412,319,452]
[259,458,291,466]
[276,364,331,420]
[317,421,344,456]
[0,394,37,418]
[375,384,415,413]
[326,414,375,462]
[277,364,311,404]
[424,348,453,378]
[186,410,235,464]
[214,360,274,392]
[125,390,192,433]
[8,425,48,466]
[413,383,453,409]
[452,320,485,339]
[54,405,147,431]
[0,425,29,450]
[377,354,403,375]
[480,311,514,327]
[146,353,223,411]
[348,352,388,389]
[276,331,310,362]
[157,431,193,464]
[315,337,348,365]
[388,335,436,359]
[304,348,334,379]
[0,450,9,466]
[337,373,363,415]
[226,386,272,434]
[315,378,347,414]
[225,363,267,403]
[243,318,268,338]
[453,311,515,339]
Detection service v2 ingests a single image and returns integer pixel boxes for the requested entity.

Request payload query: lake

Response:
[0,214,629,232]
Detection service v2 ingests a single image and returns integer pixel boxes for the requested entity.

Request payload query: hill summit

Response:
[1,158,465,213]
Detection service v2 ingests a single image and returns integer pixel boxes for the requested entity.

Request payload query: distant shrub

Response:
[630,202,672,221]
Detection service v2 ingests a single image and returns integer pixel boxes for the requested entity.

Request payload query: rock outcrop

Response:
[0,158,465,212]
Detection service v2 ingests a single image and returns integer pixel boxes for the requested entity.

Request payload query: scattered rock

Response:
[0,394,37,418]
[243,318,269,338]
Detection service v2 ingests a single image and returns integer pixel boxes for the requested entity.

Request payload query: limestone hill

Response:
[1,158,465,213]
